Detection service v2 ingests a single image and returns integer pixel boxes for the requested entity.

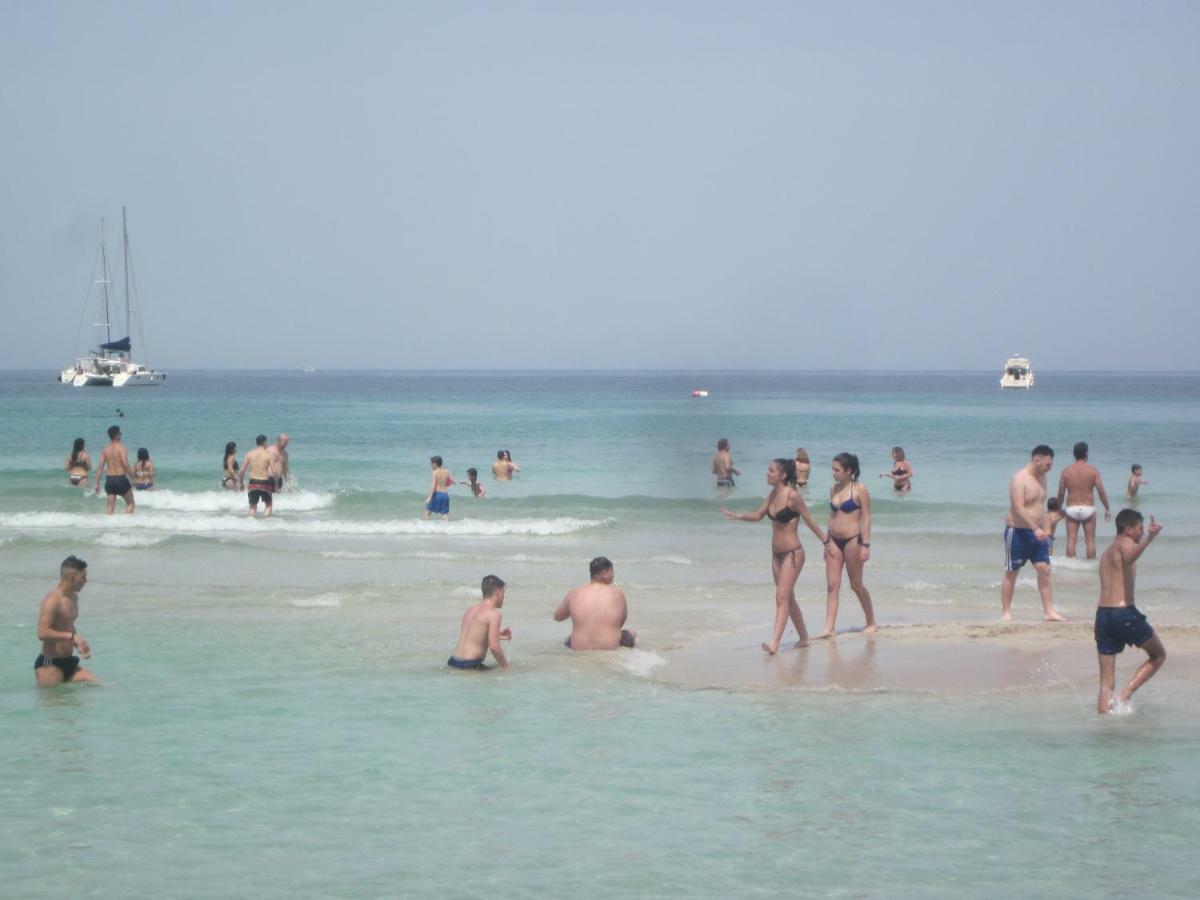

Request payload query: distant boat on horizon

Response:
[1000,354,1035,389]
[59,208,165,388]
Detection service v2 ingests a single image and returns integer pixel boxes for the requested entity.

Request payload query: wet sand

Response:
[657,623,1200,694]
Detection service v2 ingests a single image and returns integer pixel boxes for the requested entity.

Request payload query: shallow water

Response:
[2,370,1198,896]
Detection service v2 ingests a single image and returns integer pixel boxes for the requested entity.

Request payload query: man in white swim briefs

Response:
[1055,441,1112,559]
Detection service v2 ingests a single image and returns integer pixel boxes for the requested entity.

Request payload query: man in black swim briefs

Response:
[35,555,99,686]
[447,575,511,670]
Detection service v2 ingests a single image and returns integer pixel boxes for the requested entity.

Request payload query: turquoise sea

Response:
[2,370,1198,897]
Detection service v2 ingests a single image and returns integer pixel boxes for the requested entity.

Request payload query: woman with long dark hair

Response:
[722,458,827,654]
[64,438,90,486]
[819,452,878,637]
[222,442,239,491]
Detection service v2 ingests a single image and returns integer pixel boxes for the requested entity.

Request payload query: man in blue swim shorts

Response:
[1094,509,1166,714]
[447,575,511,670]
[1000,445,1068,622]
[424,455,454,520]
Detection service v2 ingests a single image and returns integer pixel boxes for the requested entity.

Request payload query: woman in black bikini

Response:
[64,438,90,486]
[879,446,912,492]
[722,458,827,654]
[819,452,878,638]
[222,442,239,491]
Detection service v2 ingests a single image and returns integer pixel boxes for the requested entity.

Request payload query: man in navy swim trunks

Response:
[447,575,511,670]
[1001,445,1068,622]
[1095,509,1165,714]
[35,555,99,686]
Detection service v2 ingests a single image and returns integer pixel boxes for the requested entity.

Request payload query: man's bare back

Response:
[448,576,510,669]
[242,446,273,482]
[1059,461,1106,508]
[554,558,635,650]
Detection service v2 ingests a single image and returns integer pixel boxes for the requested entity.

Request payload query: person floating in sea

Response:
[1055,441,1112,559]
[722,459,826,654]
[64,437,90,487]
[1127,464,1149,500]
[133,447,155,490]
[269,433,290,492]
[462,467,486,498]
[879,446,913,492]
[447,575,511,670]
[1001,445,1067,622]
[554,557,637,650]
[712,438,740,490]
[820,452,878,638]
[222,441,239,491]
[1095,510,1165,714]
[35,555,99,686]
[794,448,812,489]
[239,434,276,517]
[94,424,135,515]
[424,455,454,520]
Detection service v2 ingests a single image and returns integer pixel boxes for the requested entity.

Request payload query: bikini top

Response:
[767,490,800,523]
[830,486,861,514]
[892,465,906,477]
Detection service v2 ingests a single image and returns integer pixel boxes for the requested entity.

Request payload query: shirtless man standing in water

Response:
[269,433,290,492]
[447,575,511,670]
[94,424,135,514]
[712,438,739,489]
[1095,510,1165,713]
[1001,445,1067,622]
[239,435,276,517]
[554,557,636,650]
[1055,441,1112,559]
[35,556,99,686]
[491,450,516,481]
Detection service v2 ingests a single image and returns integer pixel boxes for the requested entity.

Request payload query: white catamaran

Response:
[60,208,165,387]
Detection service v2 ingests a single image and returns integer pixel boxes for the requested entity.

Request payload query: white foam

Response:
[900,580,947,592]
[319,550,388,560]
[0,512,613,538]
[129,489,336,513]
[1049,556,1098,572]
[647,555,695,566]
[94,532,170,548]
[616,648,666,677]
[291,593,344,608]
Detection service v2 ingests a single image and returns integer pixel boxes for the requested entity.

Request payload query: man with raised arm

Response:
[554,557,636,650]
[35,556,100,686]
[447,575,511,670]
[1055,441,1112,559]
[1095,510,1165,713]
[1001,445,1067,622]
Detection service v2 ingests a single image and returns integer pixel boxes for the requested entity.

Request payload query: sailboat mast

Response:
[122,206,131,349]
[99,218,112,346]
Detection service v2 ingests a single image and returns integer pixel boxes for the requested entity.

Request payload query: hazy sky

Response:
[3,2,1197,370]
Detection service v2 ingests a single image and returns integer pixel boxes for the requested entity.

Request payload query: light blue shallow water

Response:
[2,370,1198,896]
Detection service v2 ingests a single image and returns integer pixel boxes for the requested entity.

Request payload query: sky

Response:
[2,1,1197,370]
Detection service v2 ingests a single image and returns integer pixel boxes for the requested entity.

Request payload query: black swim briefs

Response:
[105,475,132,496]
[34,655,81,680]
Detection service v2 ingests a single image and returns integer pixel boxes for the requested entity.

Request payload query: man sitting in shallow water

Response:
[554,557,636,650]
[447,575,511,670]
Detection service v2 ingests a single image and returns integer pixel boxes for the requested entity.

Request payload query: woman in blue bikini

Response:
[722,458,827,654]
[818,452,878,638]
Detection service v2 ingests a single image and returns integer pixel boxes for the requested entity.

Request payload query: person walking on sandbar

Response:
[1001,445,1067,622]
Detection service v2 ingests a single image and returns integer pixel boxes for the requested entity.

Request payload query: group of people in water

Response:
[44,429,1164,713]
[67,427,290,516]
[712,437,1164,714]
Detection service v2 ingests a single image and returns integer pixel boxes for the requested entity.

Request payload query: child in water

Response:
[1046,497,1064,551]
[463,468,486,498]
[1127,465,1149,499]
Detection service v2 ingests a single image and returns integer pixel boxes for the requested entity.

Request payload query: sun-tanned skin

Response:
[1001,449,1067,622]
[35,560,99,686]
[239,438,275,517]
[722,460,826,654]
[450,581,511,668]
[819,455,878,639]
[94,428,134,514]
[1055,446,1112,559]
[1096,513,1165,714]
